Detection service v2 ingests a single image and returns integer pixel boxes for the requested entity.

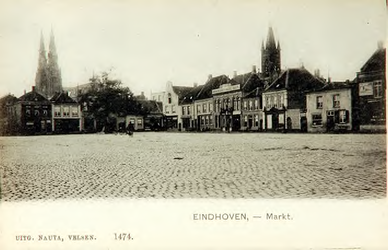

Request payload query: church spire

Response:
[47,28,62,96]
[35,31,49,94]
[266,26,276,49]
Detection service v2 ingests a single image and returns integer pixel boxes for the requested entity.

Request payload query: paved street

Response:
[0,132,386,201]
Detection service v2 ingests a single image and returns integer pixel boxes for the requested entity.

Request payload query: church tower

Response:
[35,29,62,98]
[35,31,49,95]
[261,26,281,79]
[47,29,62,96]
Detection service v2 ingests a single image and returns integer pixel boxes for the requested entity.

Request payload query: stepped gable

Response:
[265,68,325,92]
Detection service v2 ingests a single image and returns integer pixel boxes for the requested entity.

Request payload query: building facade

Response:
[355,45,386,132]
[306,83,355,133]
[51,92,83,133]
[262,68,325,131]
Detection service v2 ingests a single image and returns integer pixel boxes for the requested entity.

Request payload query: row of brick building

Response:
[151,28,385,133]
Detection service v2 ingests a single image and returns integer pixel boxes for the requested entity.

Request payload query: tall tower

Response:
[47,29,62,96]
[35,31,49,95]
[261,26,281,79]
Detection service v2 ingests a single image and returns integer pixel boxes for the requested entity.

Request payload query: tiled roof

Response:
[180,85,204,104]
[138,100,163,114]
[244,87,262,98]
[196,75,230,100]
[360,47,386,73]
[306,81,354,94]
[232,72,265,93]
[172,86,194,98]
[50,91,77,103]
[18,89,49,103]
[265,68,325,92]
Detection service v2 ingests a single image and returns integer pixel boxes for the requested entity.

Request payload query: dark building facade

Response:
[355,45,386,132]
[8,87,52,135]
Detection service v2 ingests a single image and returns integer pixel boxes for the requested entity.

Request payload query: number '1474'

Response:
[114,233,132,240]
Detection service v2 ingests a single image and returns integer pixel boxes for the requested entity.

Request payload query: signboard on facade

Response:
[212,84,240,95]
[359,82,374,96]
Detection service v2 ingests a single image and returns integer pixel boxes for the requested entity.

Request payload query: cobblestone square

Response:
[0,133,386,201]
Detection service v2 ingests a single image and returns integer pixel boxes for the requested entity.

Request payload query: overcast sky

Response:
[0,0,386,98]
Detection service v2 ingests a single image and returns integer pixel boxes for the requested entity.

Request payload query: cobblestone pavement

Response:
[0,133,386,201]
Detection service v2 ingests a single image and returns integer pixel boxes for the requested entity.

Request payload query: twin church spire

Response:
[35,29,62,98]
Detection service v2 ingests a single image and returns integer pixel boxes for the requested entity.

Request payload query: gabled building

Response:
[355,45,386,132]
[151,81,193,130]
[8,86,52,135]
[262,68,325,131]
[180,84,203,131]
[306,82,357,133]
[50,91,82,133]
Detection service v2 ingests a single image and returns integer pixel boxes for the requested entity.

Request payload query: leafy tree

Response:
[79,72,136,132]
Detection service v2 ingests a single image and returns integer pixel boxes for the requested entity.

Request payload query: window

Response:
[197,105,201,114]
[274,96,278,108]
[158,95,161,101]
[209,103,213,112]
[244,101,247,110]
[236,97,240,110]
[312,114,323,126]
[63,106,70,117]
[339,110,349,124]
[249,101,253,110]
[54,106,61,117]
[165,106,169,114]
[172,105,176,113]
[209,115,213,125]
[42,109,48,116]
[255,115,259,127]
[187,106,191,115]
[71,107,78,117]
[280,95,284,107]
[203,103,207,113]
[374,81,383,98]
[265,96,269,108]
[244,116,248,127]
[168,93,172,104]
[129,118,135,125]
[333,94,340,108]
[137,119,142,126]
[182,107,186,115]
[316,96,323,109]
[254,99,259,109]
[270,96,274,108]
[34,109,40,116]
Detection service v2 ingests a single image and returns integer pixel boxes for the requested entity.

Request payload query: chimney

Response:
[193,82,198,87]
[233,71,237,78]
[252,65,257,73]
[378,40,384,49]
[208,74,212,80]
[32,86,35,92]
[24,89,26,95]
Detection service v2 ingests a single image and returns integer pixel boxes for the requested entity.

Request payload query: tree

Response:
[79,72,135,132]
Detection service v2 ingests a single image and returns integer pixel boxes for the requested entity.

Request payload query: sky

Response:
[0,0,386,98]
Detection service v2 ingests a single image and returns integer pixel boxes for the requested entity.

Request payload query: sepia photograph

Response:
[0,0,387,249]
